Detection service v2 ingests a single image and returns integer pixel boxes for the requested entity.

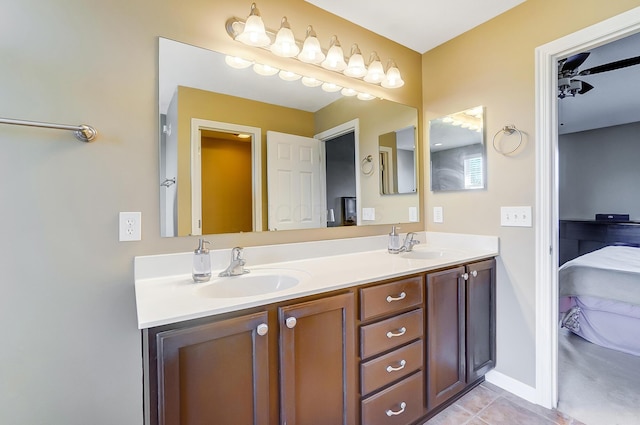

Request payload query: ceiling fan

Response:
[558,52,640,99]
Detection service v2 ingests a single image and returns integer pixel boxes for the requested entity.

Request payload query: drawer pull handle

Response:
[386,292,406,303]
[471,270,478,278]
[256,323,269,336]
[386,359,406,373]
[386,327,407,339]
[385,402,407,417]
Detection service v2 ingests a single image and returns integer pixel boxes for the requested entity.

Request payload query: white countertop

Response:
[134,232,499,329]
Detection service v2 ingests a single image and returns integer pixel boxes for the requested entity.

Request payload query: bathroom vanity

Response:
[136,232,498,425]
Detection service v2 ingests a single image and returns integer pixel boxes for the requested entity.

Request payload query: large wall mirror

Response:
[159,38,420,237]
[429,106,485,192]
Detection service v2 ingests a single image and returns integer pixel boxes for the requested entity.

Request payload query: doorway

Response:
[535,6,640,410]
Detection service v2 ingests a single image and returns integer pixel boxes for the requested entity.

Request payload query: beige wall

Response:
[423,0,640,386]
[0,1,420,424]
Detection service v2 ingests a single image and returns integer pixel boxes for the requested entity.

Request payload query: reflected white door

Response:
[267,131,326,231]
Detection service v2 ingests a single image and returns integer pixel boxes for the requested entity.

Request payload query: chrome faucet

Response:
[401,232,420,252]
[218,247,250,277]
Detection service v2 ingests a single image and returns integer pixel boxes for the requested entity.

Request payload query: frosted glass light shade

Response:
[225,55,253,69]
[253,63,279,76]
[321,36,347,71]
[301,76,323,87]
[271,17,299,57]
[381,60,404,88]
[279,70,301,81]
[321,82,342,92]
[364,53,385,84]
[344,44,367,78]
[357,92,375,101]
[236,4,271,47]
[298,26,325,64]
[340,87,358,96]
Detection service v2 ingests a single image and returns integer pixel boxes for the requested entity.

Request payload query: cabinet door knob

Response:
[471,270,478,278]
[256,323,268,336]
[386,359,407,373]
[386,292,407,303]
[461,272,469,280]
[386,326,407,339]
[285,317,297,329]
[385,401,407,417]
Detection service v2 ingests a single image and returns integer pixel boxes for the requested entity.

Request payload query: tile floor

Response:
[423,381,586,425]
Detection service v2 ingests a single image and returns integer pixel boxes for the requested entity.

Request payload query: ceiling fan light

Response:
[225,55,253,69]
[321,82,342,92]
[381,60,404,88]
[301,76,323,87]
[271,17,300,57]
[253,63,279,76]
[235,3,271,47]
[298,26,325,64]
[344,44,367,78]
[364,52,384,84]
[278,70,301,81]
[321,36,347,71]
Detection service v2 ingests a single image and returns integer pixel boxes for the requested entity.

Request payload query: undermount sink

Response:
[196,268,309,298]
[400,248,459,260]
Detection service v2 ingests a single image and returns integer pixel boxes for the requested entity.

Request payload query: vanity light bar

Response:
[224,54,378,101]
[226,3,404,90]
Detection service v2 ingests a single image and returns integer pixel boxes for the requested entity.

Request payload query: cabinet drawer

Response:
[361,340,423,396]
[360,309,423,359]
[360,276,423,321]
[361,371,424,425]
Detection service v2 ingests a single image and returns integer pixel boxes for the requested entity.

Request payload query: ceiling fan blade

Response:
[560,52,590,73]
[576,80,594,95]
[578,55,640,76]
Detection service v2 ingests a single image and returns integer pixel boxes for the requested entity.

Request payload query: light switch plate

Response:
[500,206,532,227]
[433,207,443,223]
[362,208,375,221]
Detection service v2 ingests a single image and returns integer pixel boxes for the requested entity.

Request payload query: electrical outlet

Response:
[362,208,375,221]
[500,206,532,227]
[119,212,142,241]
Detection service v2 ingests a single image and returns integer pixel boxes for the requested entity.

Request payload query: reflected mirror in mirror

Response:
[379,126,417,195]
[159,37,420,237]
[429,106,485,191]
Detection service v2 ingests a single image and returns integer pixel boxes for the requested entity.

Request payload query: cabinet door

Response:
[426,266,466,410]
[156,311,270,425]
[279,293,356,425]
[466,258,496,382]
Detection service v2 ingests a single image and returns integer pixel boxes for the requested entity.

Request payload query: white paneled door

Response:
[267,131,326,231]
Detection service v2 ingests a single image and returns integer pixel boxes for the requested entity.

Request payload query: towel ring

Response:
[492,125,523,155]
[361,155,374,176]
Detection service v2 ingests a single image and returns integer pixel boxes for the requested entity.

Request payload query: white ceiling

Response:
[305,0,526,54]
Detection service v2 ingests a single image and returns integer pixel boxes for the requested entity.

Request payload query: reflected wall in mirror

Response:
[379,126,417,195]
[429,106,485,192]
[159,37,420,237]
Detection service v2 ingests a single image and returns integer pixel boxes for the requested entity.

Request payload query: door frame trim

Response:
[534,6,640,408]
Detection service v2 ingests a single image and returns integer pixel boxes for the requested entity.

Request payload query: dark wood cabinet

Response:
[425,259,496,410]
[279,293,356,425]
[147,293,355,425]
[426,266,466,410]
[144,258,495,425]
[153,311,270,425]
[466,258,496,383]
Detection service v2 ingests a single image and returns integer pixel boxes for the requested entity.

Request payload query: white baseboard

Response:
[485,370,538,405]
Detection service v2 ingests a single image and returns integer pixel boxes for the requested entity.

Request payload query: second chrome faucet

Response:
[219,247,250,277]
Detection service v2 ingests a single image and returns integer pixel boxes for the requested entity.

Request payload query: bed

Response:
[559,244,640,356]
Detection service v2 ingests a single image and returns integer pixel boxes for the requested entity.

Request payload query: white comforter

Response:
[559,246,640,306]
